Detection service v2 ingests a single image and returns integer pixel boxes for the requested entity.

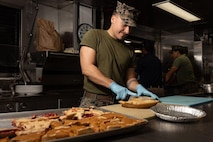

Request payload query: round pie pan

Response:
[151,103,206,122]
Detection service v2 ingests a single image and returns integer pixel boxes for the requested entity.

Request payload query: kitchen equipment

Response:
[100,104,156,119]
[151,103,206,122]
[201,83,213,93]
[15,84,43,95]
[42,52,83,93]
[159,95,213,106]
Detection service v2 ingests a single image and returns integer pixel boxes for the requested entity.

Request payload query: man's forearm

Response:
[83,65,113,88]
[126,78,138,92]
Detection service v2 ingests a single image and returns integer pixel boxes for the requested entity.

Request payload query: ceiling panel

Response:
[0,0,212,33]
[86,0,212,33]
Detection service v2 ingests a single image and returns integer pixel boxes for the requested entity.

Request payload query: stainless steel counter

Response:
[94,94,213,142]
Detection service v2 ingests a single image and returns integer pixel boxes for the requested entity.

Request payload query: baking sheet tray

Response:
[151,103,206,122]
[0,108,148,142]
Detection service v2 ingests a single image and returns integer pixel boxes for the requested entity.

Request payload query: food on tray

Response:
[0,128,17,139]
[119,96,159,108]
[12,117,59,136]
[50,121,63,128]
[1,107,146,142]
[0,137,9,142]
[10,132,43,142]
[31,113,60,119]
[41,127,73,141]
[61,107,104,120]
[41,113,60,119]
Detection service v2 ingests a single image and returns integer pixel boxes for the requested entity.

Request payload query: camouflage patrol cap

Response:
[115,1,140,27]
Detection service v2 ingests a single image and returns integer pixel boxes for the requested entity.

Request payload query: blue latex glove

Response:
[110,82,137,100]
[136,84,159,100]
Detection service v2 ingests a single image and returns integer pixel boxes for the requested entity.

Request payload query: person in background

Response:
[79,1,159,108]
[165,45,199,95]
[135,41,163,88]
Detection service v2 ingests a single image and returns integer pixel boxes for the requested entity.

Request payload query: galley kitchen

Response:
[0,0,213,142]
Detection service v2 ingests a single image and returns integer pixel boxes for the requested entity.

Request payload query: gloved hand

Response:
[136,84,159,100]
[110,82,137,100]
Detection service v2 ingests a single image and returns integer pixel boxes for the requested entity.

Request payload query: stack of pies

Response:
[119,96,159,108]
[0,107,146,142]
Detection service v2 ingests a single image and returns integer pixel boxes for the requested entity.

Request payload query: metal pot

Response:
[202,83,213,93]
[15,84,43,96]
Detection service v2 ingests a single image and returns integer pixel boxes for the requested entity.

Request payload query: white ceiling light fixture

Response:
[152,0,201,22]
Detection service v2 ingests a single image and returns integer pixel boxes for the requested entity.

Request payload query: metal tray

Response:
[0,108,67,129]
[150,103,206,122]
[0,108,148,142]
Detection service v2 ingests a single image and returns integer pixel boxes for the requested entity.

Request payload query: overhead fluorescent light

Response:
[134,49,142,53]
[152,0,201,22]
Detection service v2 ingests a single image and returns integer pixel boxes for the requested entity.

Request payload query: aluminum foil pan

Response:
[151,103,206,122]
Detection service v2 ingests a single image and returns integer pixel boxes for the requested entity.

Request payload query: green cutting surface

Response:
[160,95,213,106]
